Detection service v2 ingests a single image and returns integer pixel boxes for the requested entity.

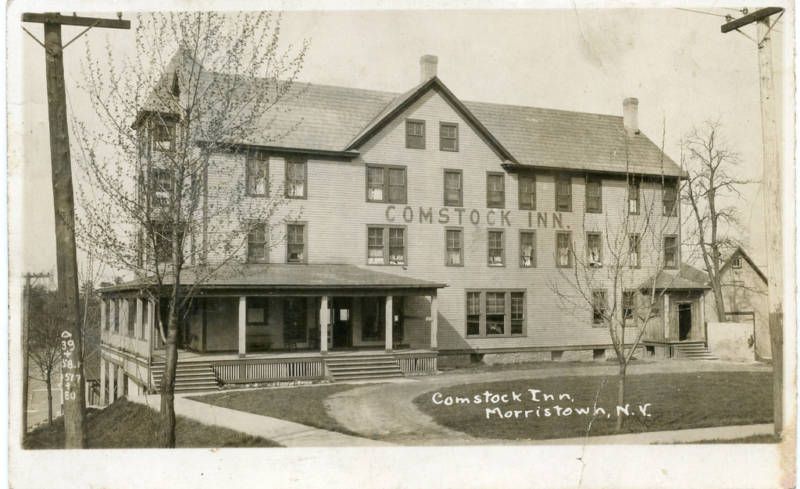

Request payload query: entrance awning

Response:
[99,263,447,296]
[640,263,711,291]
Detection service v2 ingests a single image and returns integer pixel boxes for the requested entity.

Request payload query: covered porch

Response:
[640,264,713,358]
[149,264,445,386]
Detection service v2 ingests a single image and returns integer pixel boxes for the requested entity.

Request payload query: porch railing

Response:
[395,351,438,375]
[212,357,325,384]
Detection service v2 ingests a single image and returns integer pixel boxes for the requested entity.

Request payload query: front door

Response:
[678,303,692,341]
[331,298,352,348]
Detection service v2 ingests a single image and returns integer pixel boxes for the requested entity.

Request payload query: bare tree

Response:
[73,12,307,447]
[28,286,63,425]
[682,121,749,320]
[550,133,683,432]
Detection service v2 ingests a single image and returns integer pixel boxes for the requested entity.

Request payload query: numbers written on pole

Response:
[60,330,80,401]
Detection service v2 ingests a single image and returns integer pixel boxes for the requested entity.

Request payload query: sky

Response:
[11,7,790,281]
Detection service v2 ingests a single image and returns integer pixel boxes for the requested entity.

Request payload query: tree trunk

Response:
[159,319,178,448]
[615,363,627,433]
[710,276,727,321]
[46,370,53,425]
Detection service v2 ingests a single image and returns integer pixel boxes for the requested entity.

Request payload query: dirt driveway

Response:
[324,360,769,445]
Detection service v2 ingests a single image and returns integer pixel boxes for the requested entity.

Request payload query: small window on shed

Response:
[732,256,742,269]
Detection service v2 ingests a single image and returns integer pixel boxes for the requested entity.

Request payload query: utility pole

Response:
[21,12,130,448]
[721,7,784,437]
[21,272,51,439]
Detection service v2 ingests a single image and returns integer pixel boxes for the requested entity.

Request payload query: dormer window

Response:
[406,119,425,149]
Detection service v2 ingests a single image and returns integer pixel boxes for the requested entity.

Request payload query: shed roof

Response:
[99,264,446,293]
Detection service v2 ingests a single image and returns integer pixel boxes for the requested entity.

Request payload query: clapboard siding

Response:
[201,88,680,351]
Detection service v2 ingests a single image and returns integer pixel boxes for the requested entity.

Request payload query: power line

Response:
[674,7,729,18]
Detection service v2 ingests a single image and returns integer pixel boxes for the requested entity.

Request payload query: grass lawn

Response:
[414,371,773,440]
[24,398,281,449]
[191,384,361,435]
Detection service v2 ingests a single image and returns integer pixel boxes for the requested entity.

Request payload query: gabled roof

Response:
[720,246,768,284]
[99,264,446,293]
[642,263,711,290]
[139,50,685,178]
[345,77,518,163]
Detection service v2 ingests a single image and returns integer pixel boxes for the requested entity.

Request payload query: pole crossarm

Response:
[21,13,130,29]
[720,7,783,33]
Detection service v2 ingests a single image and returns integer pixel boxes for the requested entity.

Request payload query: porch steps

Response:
[151,360,220,393]
[673,342,719,360]
[325,354,403,382]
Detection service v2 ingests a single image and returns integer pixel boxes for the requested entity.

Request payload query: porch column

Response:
[99,358,106,405]
[430,292,438,350]
[699,294,706,342]
[663,293,670,340]
[238,296,247,357]
[385,295,393,352]
[319,296,329,354]
[100,298,106,331]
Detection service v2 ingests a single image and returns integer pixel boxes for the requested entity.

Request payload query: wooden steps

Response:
[325,354,403,382]
[673,342,719,360]
[151,360,220,393]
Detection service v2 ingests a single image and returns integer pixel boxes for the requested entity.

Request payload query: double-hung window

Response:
[150,167,172,208]
[440,122,458,152]
[406,120,425,149]
[443,169,463,206]
[585,175,602,213]
[152,119,176,152]
[510,292,525,335]
[663,180,678,216]
[587,232,603,268]
[141,301,149,340]
[623,290,636,323]
[556,231,572,268]
[466,292,481,336]
[366,165,406,203]
[127,299,136,337]
[486,292,506,335]
[556,174,572,212]
[465,290,525,337]
[628,234,641,268]
[488,230,505,266]
[592,290,608,325]
[287,223,306,263]
[518,175,536,210]
[664,235,678,269]
[285,158,307,198]
[628,178,640,214]
[246,152,269,196]
[367,226,406,265]
[486,172,505,208]
[246,222,268,263]
[520,231,536,268]
[446,228,463,266]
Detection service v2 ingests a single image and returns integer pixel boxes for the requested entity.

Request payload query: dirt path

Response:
[324,360,769,445]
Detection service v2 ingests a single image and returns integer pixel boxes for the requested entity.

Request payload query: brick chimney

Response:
[420,55,438,82]
[623,97,640,136]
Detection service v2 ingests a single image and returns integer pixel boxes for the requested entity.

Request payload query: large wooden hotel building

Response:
[99,53,709,399]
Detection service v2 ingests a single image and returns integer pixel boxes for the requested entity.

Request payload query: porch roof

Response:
[100,263,446,294]
[641,263,711,290]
